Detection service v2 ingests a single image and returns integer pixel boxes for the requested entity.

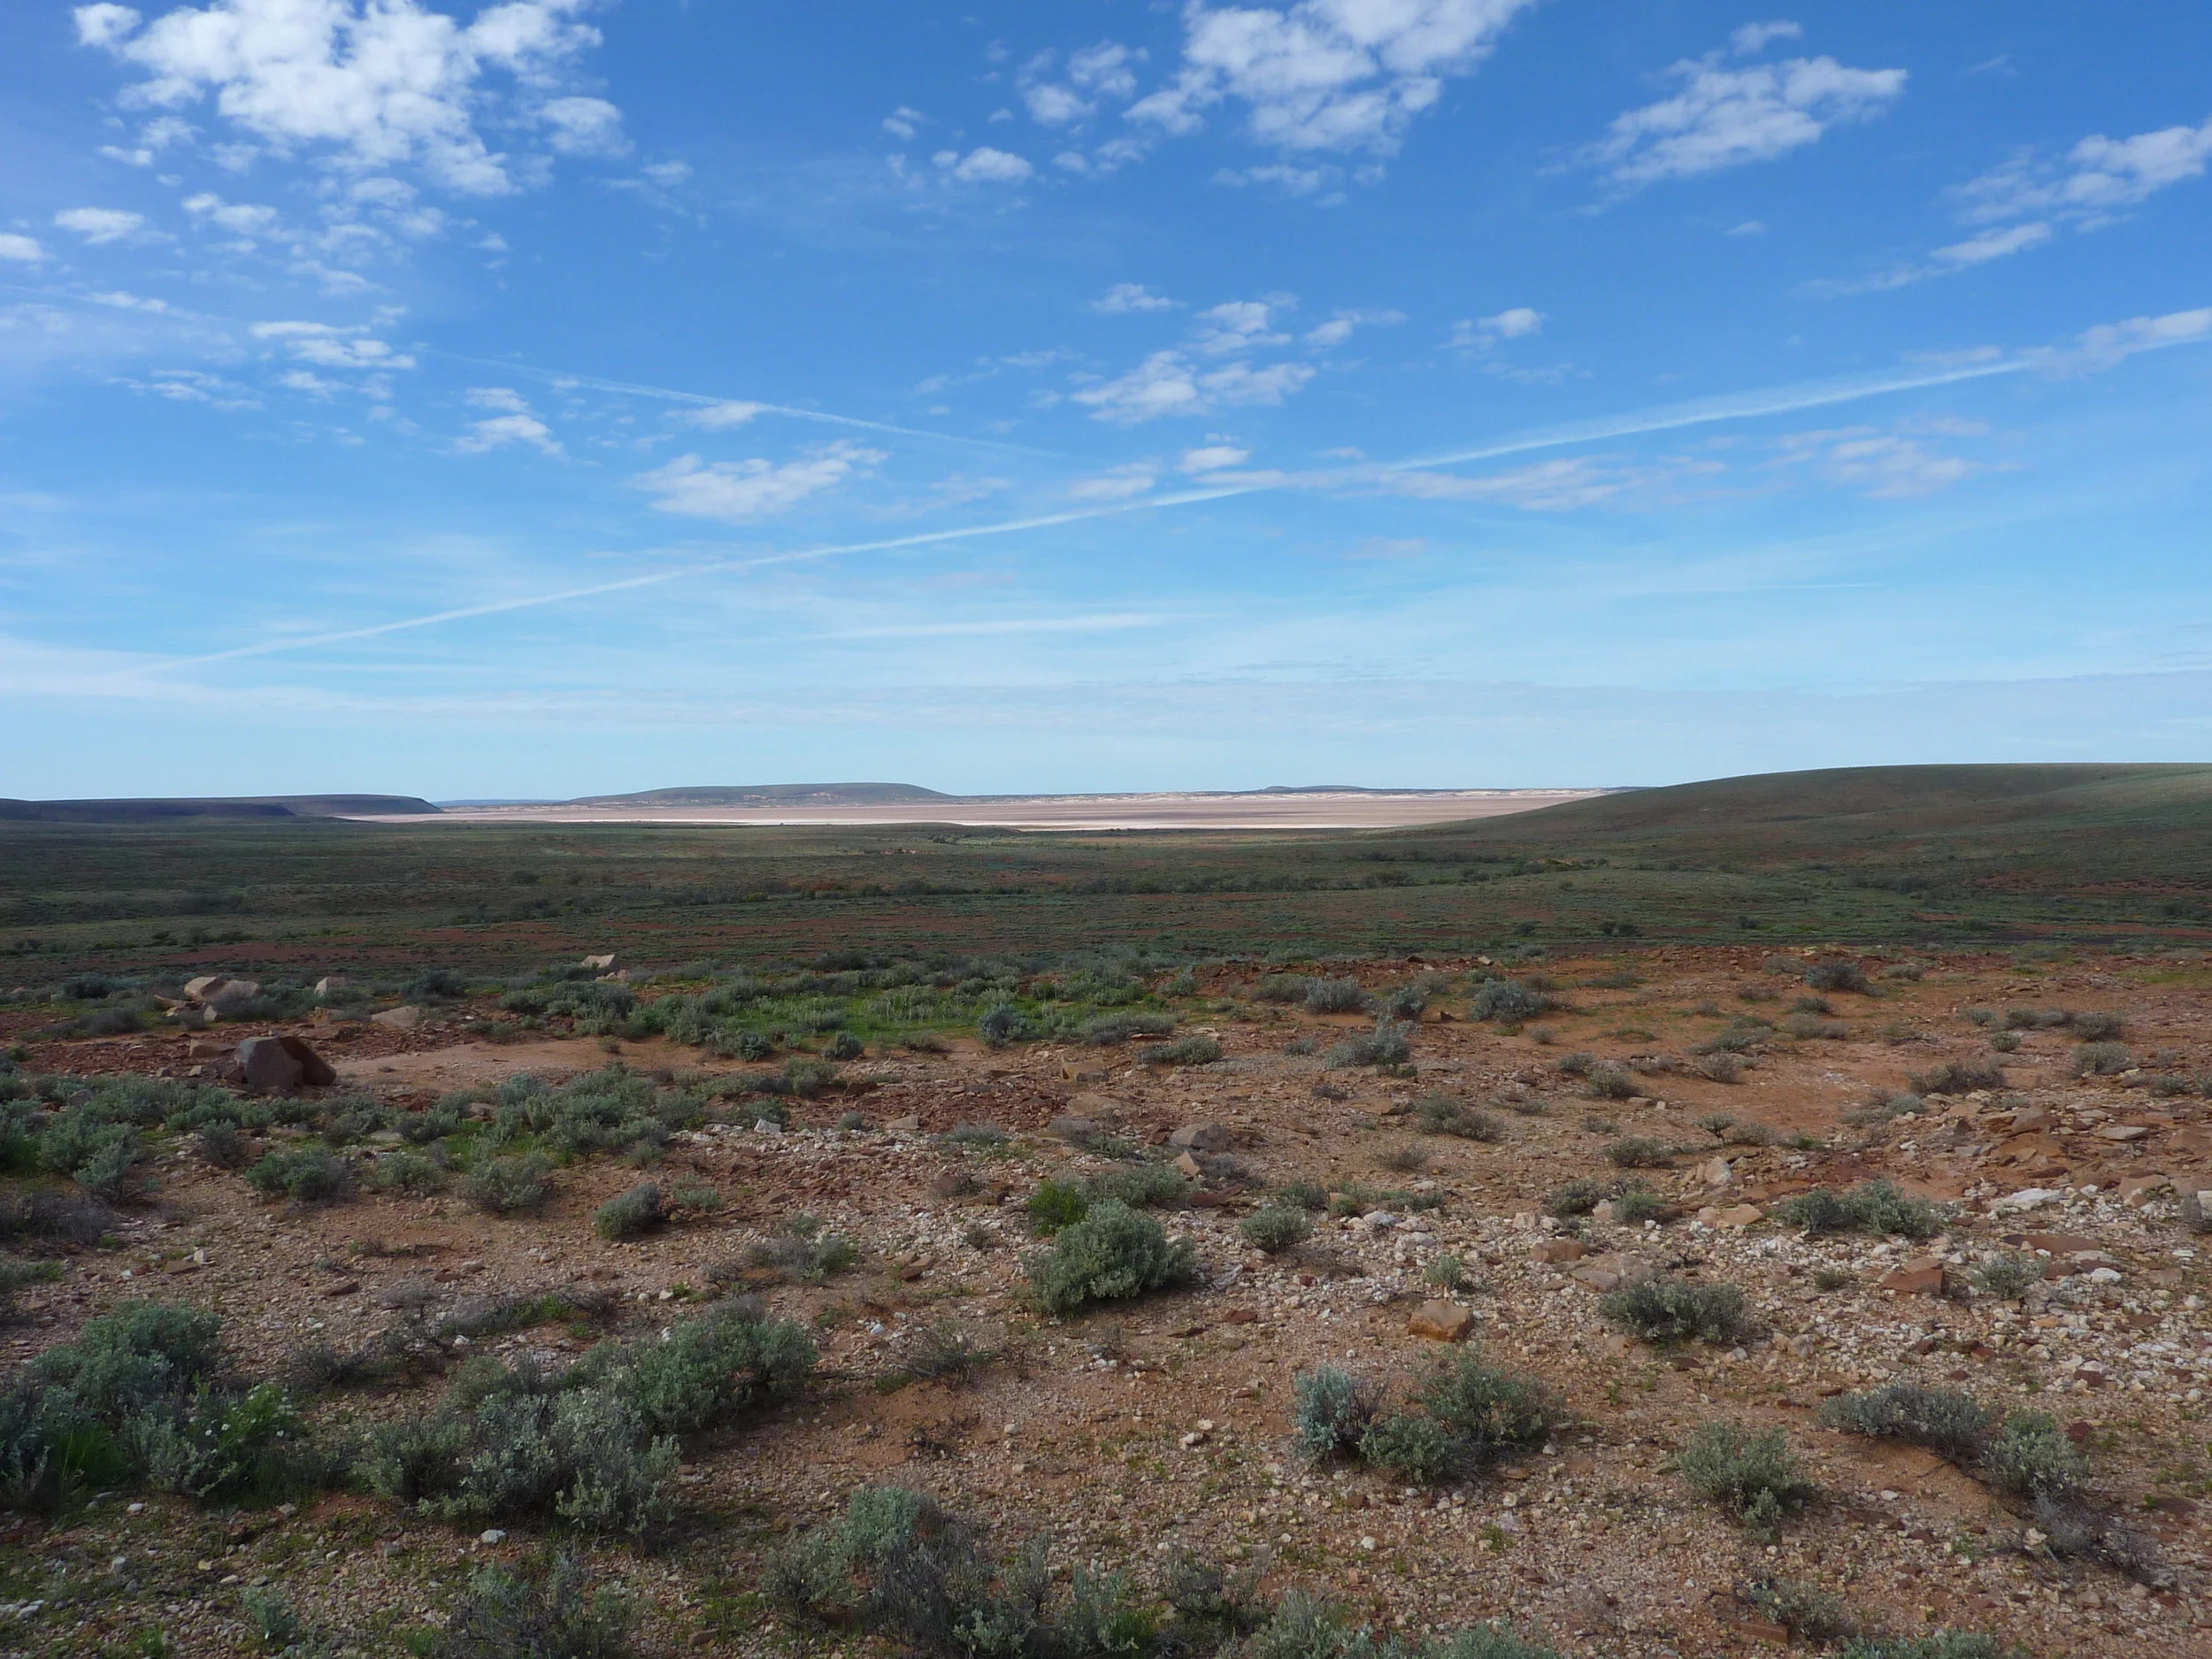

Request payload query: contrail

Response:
[430,351,1057,457]
[1384,357,2032,473]
[165,351,2055,668]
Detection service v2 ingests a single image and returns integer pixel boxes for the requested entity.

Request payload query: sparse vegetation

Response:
[1239,1205,1311,1254]
[1772,1179,1943,1240]
[1674,1421,1816,1540]
[1599,1275,1756,1346]
[1025,1201,1196,1317]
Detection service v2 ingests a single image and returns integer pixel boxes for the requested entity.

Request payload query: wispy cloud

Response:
[637,442,887,521]
[1129,0,1538,157]
[1586,35,1905,192]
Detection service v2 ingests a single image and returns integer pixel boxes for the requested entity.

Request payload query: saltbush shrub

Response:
[1603,1136,1670,1168]
[592,1182,666,1240]
[1970,1251,2043,1300]
[464,1153,555,1215]
[1291,1366,1376,1460]
[1803,959,1869,994]
[426,1556,635,1659]
[1025,1202,1196,1316]
[1674,1421,1816,1540]
[1817,1383,1995,1463]
[1599,1275,1755,1346]
[2070,1041,2132,1077]
[1302,977,1370,1015]
[1470,979,1549,1023]
[1325,1019,1412,1070]
[245,1146,355,1206]
[1027,1179,1090,1236]
[1908,1060,2006,1095]
[1772,1179,1943,1240]
[1239,1206,1310,1254]
[1138,1035,1221,1066]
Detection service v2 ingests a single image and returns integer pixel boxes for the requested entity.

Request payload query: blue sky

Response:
[3,0,2209,798]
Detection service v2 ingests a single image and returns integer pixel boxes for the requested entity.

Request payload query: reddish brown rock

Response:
[1407,1301,1475,1342]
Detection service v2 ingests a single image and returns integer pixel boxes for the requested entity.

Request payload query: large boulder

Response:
[1170,1123,1233,1153]
[236,1034,336,1094]
[580,953,618,972]
[372,1005,424,1032]
[188,976,262,1013]
[313,975,348,999]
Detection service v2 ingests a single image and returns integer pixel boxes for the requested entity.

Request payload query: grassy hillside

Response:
[0,794,440,823]
[4,764,2210,979]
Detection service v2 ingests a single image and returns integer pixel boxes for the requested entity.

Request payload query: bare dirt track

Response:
[359,789,1605,832]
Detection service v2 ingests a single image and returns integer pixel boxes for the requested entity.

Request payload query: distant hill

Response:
[1406,762,2212,869]
[0,794,442,824]
[569,782,955,808]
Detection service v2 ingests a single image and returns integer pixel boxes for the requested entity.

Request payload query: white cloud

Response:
[464,385,528,412]
[250,319,415,369]
[1192,296,1294,354]
[55,206,146,242]
[882,105,926,141]
[458,411,560,454]
[1932,221,2051,267]
[1589,43,1905,190]
[540,96,626,157]
[1212,162,1340,195]
[77,0,611,196]
[637,442,885,521]
[88,289,170,311]
[0,234,45,262]
[1129,0,1537,154]
[1304,306,1403,347]
[1071,349,1315,423]
[1729,20,1802,56]
[1180,443,1249,472]
[1772,426,1979,499]
[1089,281,1177,313]
[1446,306,1544,353]
[1955,116,2212,227]
[933,146,1033,184]
[1019,40,1141,129]
[2041,305,2212,373]
[1067,464,1158,501]
[689,400,764,428]
[182,190,278,233]
[1390,455,1687,511]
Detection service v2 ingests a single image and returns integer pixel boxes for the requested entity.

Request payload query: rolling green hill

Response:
[1409,764,2212,864]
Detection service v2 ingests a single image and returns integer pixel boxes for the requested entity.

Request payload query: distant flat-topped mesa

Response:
[568,783,955,807]
[0,795,442,823]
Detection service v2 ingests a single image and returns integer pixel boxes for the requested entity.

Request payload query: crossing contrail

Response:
[430,351,1059,457]
[163,349,2074,668]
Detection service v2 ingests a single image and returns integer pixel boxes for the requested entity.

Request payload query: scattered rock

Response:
[1532,1238,1588,1264]
[313,975,348,998]
[372,1005,425,1032]
[1169,1124,1233,1153]
[1880,1258,1946,1295]
[1407,1302,1475,1342]
[1048,1115,1100,1142]
[580,954,618,972]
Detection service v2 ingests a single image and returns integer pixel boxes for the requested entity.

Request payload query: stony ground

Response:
[4,946,2210,1657]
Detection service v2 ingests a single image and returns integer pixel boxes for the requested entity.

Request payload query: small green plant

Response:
[366,1148,448,1197]
[2070,1041,2132,1077]
[1803,959,1869,993]
[1293,1365,1379,1459]
[1599,1275,1756,1346]
[1733,1577,1851,1642]
[1772,1179,1943,1240]
[1027,1179,1091,1235]
[1239,1205,1311,1254]
[425,1555,635,1659]
[463,1153,554,1215]
[1611,1182,1668,1225]
[1325,1019,1412,1069]
[1302,977,1370,1014]
[1674,1421,1816,1540]
[1970,1251,2043,1300]
[245,1146,355,1206]
[1085,1164,1194,1209]
[240,1586,305,1650]
[2069,1010,2125,1041]
[1413,1095,1502,1140]
[593,1182,667,1240]
[1693,1112,1734,1137]
[1025,1201,1196,1317]
[1810,1267,1854,1292]
[895,1319,990,1385]
[1545,1178,1609,1217]
[1907,1060,2006,1095]
[1603,1136,1670,1168]
[1581,1065,1638,1101]
[1835,1635,2006,1659]
[1471,979,1550,1022]
[1424,1253,1468,1292]
[1138,1034,1222,1066]
[1818,1384,1996,1463]
[1378,1142,1432,1173]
